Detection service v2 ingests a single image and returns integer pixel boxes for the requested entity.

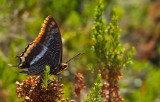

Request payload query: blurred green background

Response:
[0,0,160,102]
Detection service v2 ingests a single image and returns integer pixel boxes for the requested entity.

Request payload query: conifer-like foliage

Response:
[85,74,102,102]
[42,65,51,89]
[89,0,134,101]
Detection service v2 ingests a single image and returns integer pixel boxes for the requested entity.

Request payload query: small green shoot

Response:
[42,65,51,89]
[85,74,102,102]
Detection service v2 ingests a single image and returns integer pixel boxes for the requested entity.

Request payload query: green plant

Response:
[85,74,102,102]
[42,65,51,89]
[87,0,134,101]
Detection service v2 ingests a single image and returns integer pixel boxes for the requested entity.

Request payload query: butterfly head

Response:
[54,63,68,75]
[60,63,68,70]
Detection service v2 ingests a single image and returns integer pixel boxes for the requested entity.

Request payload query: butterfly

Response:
[17,16,67,75]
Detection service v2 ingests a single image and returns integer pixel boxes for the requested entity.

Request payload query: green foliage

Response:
[120,60,160,102]
[91,0,134,71]
[85,74,102,102]
[90,0,135,101]
[105,9,134,69]
[42,65,51,89]
[0,41,26,102]
[91,0,107,66]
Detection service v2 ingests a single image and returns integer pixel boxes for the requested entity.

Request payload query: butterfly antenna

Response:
[66,53,84,64]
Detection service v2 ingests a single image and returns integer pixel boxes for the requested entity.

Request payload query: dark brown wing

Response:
[17,16,62,75]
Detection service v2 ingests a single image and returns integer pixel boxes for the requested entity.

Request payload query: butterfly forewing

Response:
[17,16,63,75]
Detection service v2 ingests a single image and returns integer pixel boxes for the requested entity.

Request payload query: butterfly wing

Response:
[17,16,62,75]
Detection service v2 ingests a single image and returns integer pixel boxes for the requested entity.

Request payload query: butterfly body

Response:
[17,16,67,75]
